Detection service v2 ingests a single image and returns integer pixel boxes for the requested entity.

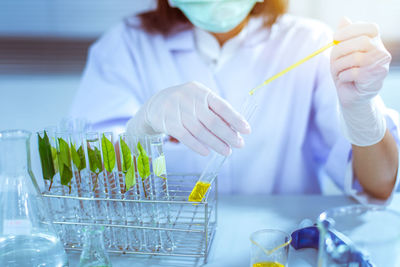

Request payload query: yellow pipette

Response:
[188,40,340,202]
[249,40,340,96]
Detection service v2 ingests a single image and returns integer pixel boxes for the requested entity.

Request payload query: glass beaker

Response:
[79,226,112,267]
[250,229,291,267]
[317,205,400,267]
[0,129,69,267]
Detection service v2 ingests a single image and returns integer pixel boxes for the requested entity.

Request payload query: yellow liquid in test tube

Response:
[188,181,211,202]
[253,262,284,267]
[188,40,340,202]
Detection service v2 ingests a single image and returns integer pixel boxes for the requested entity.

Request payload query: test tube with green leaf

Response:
[149,134,174,252]
[120,133,143,251]
[101,132,128,250]
[85,132,111,248]
[134,135,162,252]
[55,132,80,246]
[37,130,57,192]
[70,132,92,223]
[55,132,74,194]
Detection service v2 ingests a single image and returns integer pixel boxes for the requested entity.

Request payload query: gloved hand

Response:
[126,81,251,156]
[330,17,392,146]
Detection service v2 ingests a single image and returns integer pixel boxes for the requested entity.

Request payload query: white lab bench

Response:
[66,193,400,267]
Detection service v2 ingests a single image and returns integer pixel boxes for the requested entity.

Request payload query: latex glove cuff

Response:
[339,96,386,147]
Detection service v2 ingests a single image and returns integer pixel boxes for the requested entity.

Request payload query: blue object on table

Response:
[290,226,375,267]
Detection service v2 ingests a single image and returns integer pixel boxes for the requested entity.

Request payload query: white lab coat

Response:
[70,14,400,201]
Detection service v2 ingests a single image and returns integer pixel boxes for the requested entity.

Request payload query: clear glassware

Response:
[149,134,174,252]
[249,229,291,267]
[0,129,69,267]
[129,134,161,252]
[100,132,127,250]
[317,205,400,267]
[55,132,81,247]
[79,226,112,267]
[86,132,112,248]
[119,133,144,252]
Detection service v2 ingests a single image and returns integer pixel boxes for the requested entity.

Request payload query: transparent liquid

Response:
[0,233,68,267]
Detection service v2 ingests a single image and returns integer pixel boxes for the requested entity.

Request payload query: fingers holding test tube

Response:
[126,81,251,157]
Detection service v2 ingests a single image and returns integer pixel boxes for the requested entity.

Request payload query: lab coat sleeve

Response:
[312,43,400,205]
[69,23,147,135]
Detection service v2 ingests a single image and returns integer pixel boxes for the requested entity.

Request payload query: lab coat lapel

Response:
[165,29,221,97]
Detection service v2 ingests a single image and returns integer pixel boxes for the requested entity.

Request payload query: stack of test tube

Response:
[37,124,174,253]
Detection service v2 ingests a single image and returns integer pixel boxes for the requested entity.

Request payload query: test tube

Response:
[132,134,161,252]
[55,132,80,247]
[120,133,143,251]
[188,94,259,202]
[70,131,93,247]
[86,132,112,248]
[149,134,174,252]
[101,132,128,250]
[37,128,63,238]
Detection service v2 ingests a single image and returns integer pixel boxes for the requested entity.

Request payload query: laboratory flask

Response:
[79,226,112,267]
[317,204,400,267]
[0,129,69,267]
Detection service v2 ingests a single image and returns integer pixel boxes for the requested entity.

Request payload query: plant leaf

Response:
[125,163,136,191]
[77,145,86,170]
[101,134,115,173]
[71,143,81,171]
[153,154,166,179]
[38,132,55,181]
[137,141,150,179]
[51,146,58,173]
[71,143,86,171]
[88,146,102,174]
[60,163,73,186]
[120,138,132,174]
[57,138,73,186]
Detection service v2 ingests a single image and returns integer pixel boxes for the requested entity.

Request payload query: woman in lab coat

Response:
[70,0,399,202]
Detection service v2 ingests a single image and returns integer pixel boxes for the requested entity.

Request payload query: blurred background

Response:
[0,0,399,132]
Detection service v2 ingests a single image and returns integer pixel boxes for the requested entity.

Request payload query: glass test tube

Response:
[70,132,93,229]
[101,132,128,250]
[133,135,161,252]
[189,94,259,202]
[86,132,112,248]
[149,134,174,252]
[120,133,143,251]
[55,132,80,247]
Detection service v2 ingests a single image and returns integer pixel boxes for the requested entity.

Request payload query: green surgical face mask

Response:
[170,0,261,33]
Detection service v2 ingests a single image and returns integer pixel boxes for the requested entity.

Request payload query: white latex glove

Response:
[126,81,251,156]
[330,18,392,146]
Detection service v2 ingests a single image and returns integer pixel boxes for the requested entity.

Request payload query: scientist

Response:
[70,0,399,202]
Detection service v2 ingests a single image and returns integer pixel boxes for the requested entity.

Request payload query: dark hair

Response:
[138,0,288,35]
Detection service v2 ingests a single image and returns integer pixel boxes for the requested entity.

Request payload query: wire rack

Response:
[41,174,217,262]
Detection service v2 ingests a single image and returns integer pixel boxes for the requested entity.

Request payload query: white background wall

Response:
[289,0,400,41]
[0,0,399,41]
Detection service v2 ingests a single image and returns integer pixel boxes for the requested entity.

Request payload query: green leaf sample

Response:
[38,131,56,181]
[153,154,166,179]
[125,164,136,191]
[87,146,102,174]
[120,138,132,174]
[137,141,150,180]
[51,146,58,173]
[57,138,73,190]
[101,134,116,173]
[71,143,86,171]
